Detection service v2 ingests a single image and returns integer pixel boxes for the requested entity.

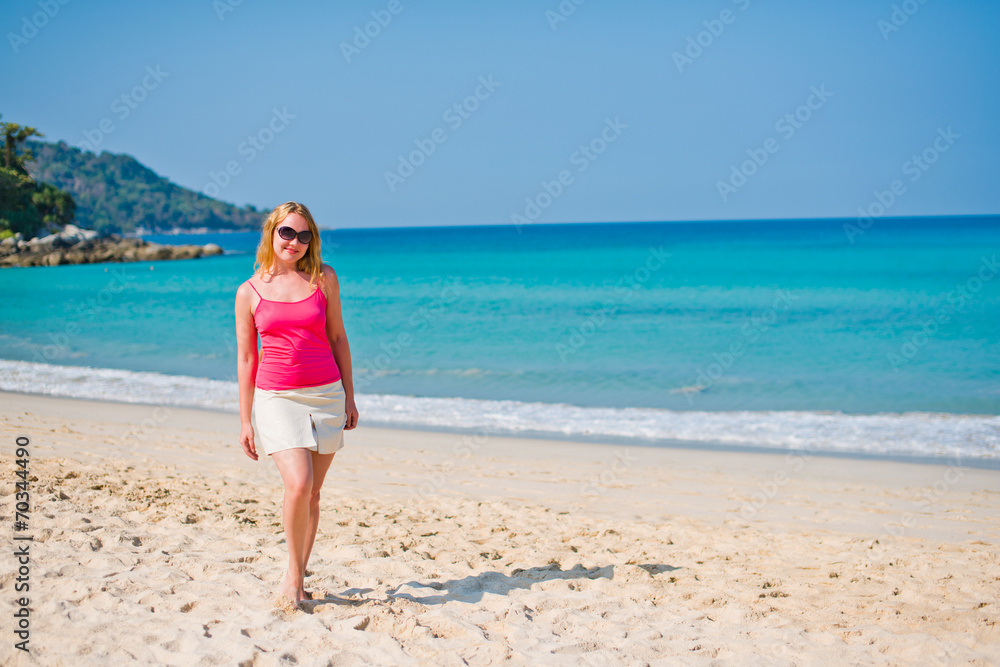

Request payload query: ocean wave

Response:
[1,359,997,460]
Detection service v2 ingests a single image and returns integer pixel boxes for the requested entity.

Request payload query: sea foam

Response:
[1,359,996,460]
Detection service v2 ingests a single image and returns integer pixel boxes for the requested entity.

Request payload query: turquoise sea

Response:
[1,217,998,462]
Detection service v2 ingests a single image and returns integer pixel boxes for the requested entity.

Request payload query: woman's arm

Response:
[322,265,359,429]
[235,283,260,458]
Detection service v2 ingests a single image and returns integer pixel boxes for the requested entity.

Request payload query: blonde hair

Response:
[253,202,324,287]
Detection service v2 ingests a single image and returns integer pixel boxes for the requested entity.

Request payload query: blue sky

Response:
[3,0,998,229]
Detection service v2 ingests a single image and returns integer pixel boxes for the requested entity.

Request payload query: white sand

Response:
[1,390,998,665]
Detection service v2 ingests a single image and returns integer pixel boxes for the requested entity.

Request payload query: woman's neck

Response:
[264,261,302,278]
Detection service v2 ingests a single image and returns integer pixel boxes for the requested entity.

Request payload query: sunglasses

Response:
[276,226,313,244]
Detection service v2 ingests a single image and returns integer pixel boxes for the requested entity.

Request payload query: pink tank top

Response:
[249,280,341,391]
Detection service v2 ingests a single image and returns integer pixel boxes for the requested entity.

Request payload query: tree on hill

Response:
[3,119,43,174]
[0,115,75,239]
[26,140,264,234]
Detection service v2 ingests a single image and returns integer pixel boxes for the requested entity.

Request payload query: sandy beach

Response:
[1,390,998,665]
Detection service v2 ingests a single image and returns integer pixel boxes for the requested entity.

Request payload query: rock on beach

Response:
[0,225,224,268]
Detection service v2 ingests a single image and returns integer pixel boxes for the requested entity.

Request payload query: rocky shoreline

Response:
[0,225,224,268]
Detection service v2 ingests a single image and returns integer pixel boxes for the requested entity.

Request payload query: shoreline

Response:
[3,388,998,538]
[363,419,997,470]
[3,386,998,470]
[2,389,998,663]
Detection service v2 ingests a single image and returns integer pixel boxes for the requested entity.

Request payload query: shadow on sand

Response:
[381,561,680,605]
[297,562,679,612]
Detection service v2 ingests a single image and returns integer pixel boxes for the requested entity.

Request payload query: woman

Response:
[235,201,359,606]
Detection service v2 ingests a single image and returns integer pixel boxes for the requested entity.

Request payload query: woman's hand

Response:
[344,395,359,430]
[239,423,258,460]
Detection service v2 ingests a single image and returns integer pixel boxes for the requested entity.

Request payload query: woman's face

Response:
[272,212,311,264]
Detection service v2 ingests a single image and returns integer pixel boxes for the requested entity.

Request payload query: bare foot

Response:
[277,574,306,606]
[272,594,299,613]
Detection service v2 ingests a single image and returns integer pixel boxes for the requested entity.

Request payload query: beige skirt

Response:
[251,378,346,456]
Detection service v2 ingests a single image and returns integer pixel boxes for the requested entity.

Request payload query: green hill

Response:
[26,140,264,234]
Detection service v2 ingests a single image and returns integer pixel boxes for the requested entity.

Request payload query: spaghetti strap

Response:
[247,281,262,298]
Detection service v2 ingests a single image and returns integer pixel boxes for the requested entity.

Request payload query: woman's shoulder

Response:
[237,273,263,298]
[318,264,338,286]
[314,265,336,303]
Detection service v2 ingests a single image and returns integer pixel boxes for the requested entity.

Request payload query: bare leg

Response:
[271,448,314,604]
[301,450,336,597]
